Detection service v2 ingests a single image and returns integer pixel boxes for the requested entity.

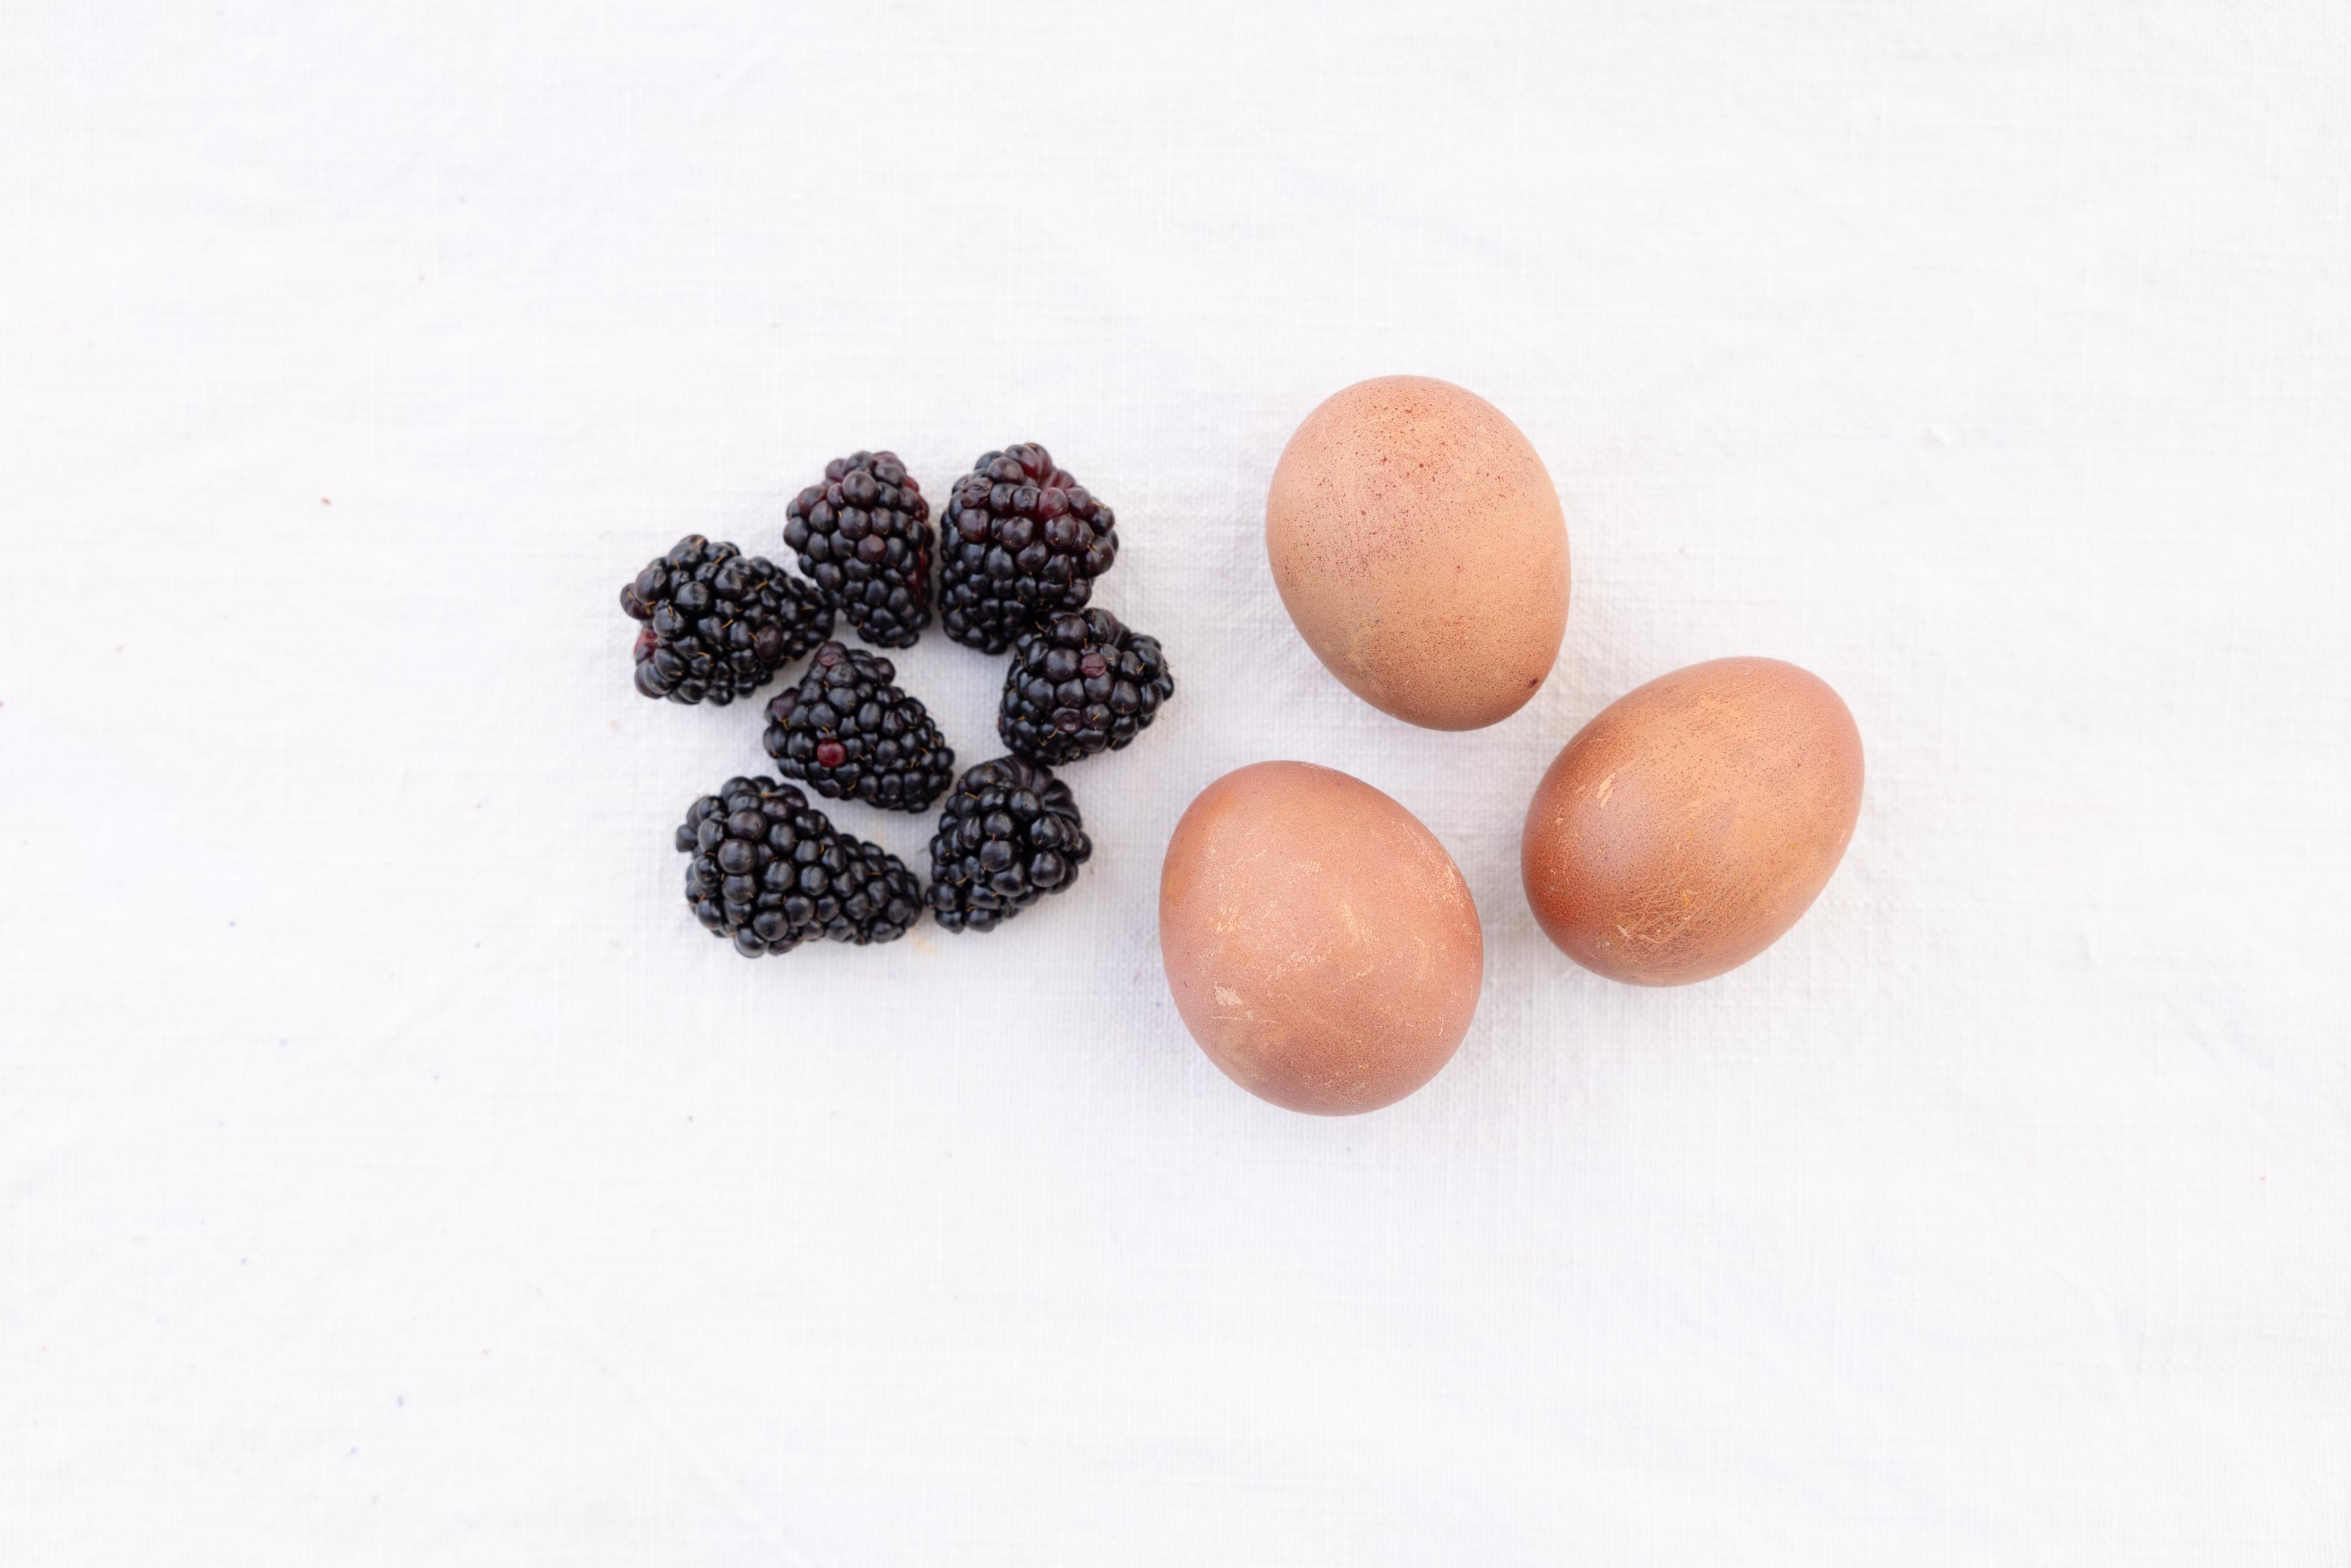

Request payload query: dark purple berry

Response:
[999,609,1172,765]
[762,642,956,812]
[937,443,1119,653]
[924,757,1090,932]
[621,535,832,706]
[782,451,934,648]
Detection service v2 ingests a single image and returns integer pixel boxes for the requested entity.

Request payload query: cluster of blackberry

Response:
[619,445,1173,958]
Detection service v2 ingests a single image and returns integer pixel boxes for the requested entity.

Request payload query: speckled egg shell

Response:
[1265,375,1570,730]
[1159,761,1484,1115]
[1521,658,1863,985]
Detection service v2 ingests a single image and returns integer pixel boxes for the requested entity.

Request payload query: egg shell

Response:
[1159,760,1483,1115]
[1265,375,1570,730]
[1521,657,1864,985]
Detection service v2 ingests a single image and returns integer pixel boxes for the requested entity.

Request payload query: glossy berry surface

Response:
[762,642,956,812]
[999,609,1173,765]
[622,535,832,705]
[925,757,1092,932]
[782,451,934,649]
[937,443,1118,653]
[677,776,923,956]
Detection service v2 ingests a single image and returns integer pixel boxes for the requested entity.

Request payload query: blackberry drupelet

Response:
[623,536,833,705]
[925,757,1092,932]
[831,832,927,946]
[937,443,1119,653]
[782,451,933,648]
[762,642,956,812]
[677,776,923,956]
[998,609,1174,765]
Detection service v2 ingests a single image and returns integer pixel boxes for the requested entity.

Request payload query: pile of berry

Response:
[623,448,1174,958]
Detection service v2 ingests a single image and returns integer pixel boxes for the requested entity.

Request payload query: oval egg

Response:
[1159,761,1483,1115]
[1521,658,1864,985]
[1265,376,1570,730]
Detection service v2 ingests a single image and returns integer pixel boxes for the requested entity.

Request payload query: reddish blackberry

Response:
[999,609,1173,765]
[925,757,1092,932]
[937,443,1119,653]
[782,451,933,648]
[761,642,956,812]
[623,536,833,705]
[677,776,923,956]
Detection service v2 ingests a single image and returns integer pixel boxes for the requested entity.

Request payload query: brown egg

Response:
[1521,658,1863,985]
[1159,761,1483,1115]
[1265,376,1570,730]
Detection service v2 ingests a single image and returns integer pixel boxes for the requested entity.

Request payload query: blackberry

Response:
[999,609,1173,765]
[623,536,833,705]
[937,443,1119,652]
[782,451,933,648]
[676,776,923,957]
[762,642,956,812]
[925,757,1092,932]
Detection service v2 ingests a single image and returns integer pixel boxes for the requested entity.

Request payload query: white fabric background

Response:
[4,2,2348,1562]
